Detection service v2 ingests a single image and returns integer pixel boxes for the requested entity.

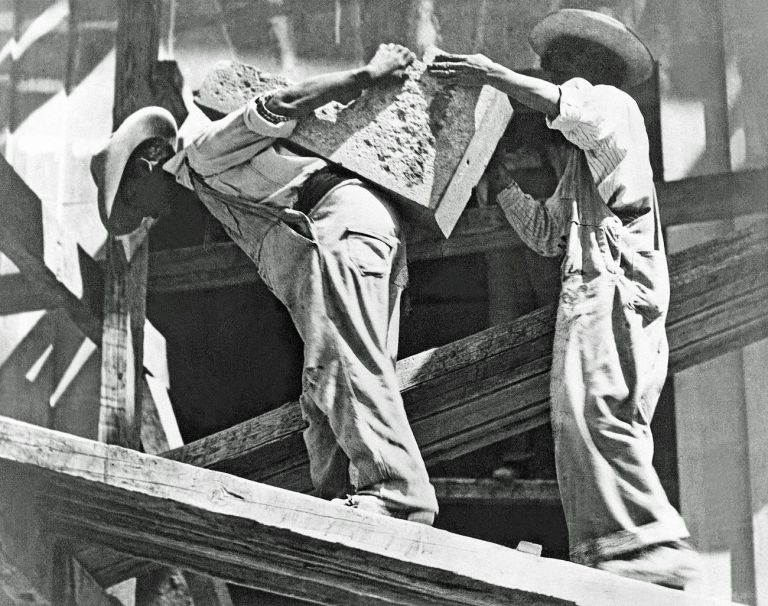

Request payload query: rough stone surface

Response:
[194,61,290,119]
[194,56,513,236]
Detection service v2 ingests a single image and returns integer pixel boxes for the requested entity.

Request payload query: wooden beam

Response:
[56,552,122,606]
[0,447,118,606]
[0,272,59,315]
[432,478,561,507]
[143,169,767,293]
[4,169,764,302]
[658,168,768,226]
[0,416,734,606]
[0,154,104,341]
[165,219,768,493]
[0,547,52,606]
[98,0,162,449]
[0,153,169,389]
[139,375,234,606]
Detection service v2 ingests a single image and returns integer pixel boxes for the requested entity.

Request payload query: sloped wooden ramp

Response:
[166,218,768,492]
[0,416,740,606]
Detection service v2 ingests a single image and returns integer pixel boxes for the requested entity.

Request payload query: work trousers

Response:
[194,176,438,515]
[551,152,689,565]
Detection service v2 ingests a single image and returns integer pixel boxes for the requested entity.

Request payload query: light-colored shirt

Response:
[498,77,660,257]
[164,96,326,207]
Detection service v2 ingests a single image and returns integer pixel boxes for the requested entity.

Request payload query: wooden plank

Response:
[165,219,768,492]
[0,271,58,314]
[3,169,764,302]
[668,219,755,604]
[0,415,736,606]
[141,169,767,294]
[744,338,768,606]
[138,374,234,606]
[0,446,116,606]
[720,0,768,171]
[57,552,122,606]
[0,153,103,342]
[0,545,52,606]
[432,478,560,507]
[0,135,170,403]
[98,0,161,449]
[658,168,768,226]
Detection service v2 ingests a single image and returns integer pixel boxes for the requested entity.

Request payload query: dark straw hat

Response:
[529,9,653,87]
[90,107,178,235]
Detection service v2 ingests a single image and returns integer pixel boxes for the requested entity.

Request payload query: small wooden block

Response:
[516,541,543,557]
[194,56,513,237]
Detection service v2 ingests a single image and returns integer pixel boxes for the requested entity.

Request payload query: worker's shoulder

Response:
[562,78,636,108]
[591,82,638,108]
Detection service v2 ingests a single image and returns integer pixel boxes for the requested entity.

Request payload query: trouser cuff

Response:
[570,519,690,566]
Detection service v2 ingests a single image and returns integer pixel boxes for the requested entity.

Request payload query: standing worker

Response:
[428,9,700,587]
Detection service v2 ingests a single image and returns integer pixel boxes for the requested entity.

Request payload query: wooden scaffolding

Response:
[0,1,766,604]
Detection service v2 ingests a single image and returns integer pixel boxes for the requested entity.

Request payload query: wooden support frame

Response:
[164,219,768,494]
[0,415,734,606]
[145,167,768,293]
[2,168,765,304]
[0,154,104,341]
[432,478,561,507]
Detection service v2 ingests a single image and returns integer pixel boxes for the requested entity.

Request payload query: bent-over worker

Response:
[92,43,438,525]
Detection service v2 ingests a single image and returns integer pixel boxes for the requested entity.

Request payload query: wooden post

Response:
[669,217,767,605]
[0,416,740,606]
[407,0,440,56]
[98,0,161,448]
[267,0,297,76]
[101,3,196,605]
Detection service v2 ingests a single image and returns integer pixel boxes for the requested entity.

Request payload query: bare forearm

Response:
[265,67,375,118]
[487,65,560,117]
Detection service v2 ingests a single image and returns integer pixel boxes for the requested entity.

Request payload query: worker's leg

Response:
[195,178,436,515]
[551,279,696,584]
[259,181,437,516]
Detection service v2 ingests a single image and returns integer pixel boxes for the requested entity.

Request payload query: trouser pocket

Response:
[344,227,397,278]
[258,219,317,307]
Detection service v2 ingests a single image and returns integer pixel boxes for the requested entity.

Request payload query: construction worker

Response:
[428,9,700,586]
[91,43,438,525]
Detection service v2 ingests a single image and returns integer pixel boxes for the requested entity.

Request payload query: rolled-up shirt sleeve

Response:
[547,78,631,164]
[184,93,297,177]
[497,181,570,258]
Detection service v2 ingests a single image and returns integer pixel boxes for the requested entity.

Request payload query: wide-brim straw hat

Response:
[90,106,178,234]
[529,9,653,87]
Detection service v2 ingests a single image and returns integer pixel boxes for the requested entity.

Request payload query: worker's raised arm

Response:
[427,53,560,117]
[267,43,416,118]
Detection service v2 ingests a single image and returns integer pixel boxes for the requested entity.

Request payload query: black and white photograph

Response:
[0,1,765,604]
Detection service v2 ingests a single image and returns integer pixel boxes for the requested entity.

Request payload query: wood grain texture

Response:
[140,169,767,294]
[0,416,736,606]
[432,478,561,506]
[3,171,763,301]
[99,0,170,449]
[164,219,768,493]
[0,154,104,342]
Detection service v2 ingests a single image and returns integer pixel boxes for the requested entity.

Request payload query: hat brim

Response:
[90,106,178,234]
[530,9,653,87]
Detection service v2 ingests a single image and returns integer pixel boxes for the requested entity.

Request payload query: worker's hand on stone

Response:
[365,43,416,81]
[428,52,501,86]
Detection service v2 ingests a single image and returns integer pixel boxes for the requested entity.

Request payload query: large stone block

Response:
[194,56,513,237]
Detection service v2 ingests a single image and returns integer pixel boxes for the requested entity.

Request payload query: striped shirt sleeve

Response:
[546,78,631,177]
[497,181,569,258]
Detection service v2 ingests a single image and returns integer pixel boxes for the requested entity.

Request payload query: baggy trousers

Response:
[193,176,438,515]
[551,152,689,565]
